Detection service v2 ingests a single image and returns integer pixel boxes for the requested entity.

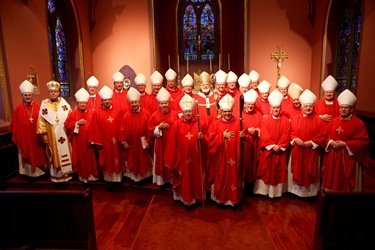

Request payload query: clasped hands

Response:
[294,138,313,148]
[330,140,346,149]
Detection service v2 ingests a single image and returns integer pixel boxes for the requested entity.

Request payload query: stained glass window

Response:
[335,0,362,94]
[180,0,218,62]
[48,0,70,97]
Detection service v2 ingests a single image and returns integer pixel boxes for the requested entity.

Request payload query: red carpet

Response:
[132,196,275,250]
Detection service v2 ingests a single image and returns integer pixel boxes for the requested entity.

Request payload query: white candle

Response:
[228,54,230,71]
[168,55,170,68]
[187,54,189,73]
[177,54,180,72]
[219,53,221,70]
[209,54,212,72]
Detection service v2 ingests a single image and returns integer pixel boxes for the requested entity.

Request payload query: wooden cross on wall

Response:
[270,46,288,81]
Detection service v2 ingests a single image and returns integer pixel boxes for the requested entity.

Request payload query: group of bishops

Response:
[10,67,371,208]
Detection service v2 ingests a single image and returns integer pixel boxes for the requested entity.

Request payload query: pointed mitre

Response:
[150,71,164,85]
[134,73,147,85]
[238,73,250,87]
[215,70,228,83]
[299,89,317,105]
[156,87,171,102]
[112,71,125,82]
[74,88,90,102]
[127,87,141,102]
[258,80,271,93]
[179,94,195,111]
[46,80,60,91]
[338,89,357,106]
[226,71,238,83]
[249,70,260,82]
[165,68,177,81]
[218,94,235,110]
[243,89,258,103]
[181,74,194,87]
[268,89,284,106]
[288,83,304,99]
[87,76,99,87]
[19,80,34,94]
[277,75,290,88]
[321,75,338,91]
[98,85,113,99]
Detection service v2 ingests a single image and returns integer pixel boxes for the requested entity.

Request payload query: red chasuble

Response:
[10,102,46,168]
[290,114,327,186]
[257,115,290,186]
[283,103,302,120]
[145,92,159,115]
[166,86,183,102]
[256,98,270,116]
[64,108,98,179]
[87,94,101,111]
[208,117,241,205]
[321,115,369,191]
[120,108,152,178]
[165,117,208,203]
[314,98,339,124]
[112,90,131,117]
[242,110,263,182]
[147,109,180,181]
[195,92,217,128]
[88,106,123,175]
[139,92,149,111]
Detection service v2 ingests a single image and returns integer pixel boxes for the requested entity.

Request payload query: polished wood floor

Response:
[4,176,317,250]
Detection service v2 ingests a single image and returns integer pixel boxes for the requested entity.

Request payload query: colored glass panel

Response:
[48,0,55,13]
[183,4,198,61]
[200,4,214,60]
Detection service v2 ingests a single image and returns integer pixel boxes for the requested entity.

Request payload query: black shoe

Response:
[290,194,296,200]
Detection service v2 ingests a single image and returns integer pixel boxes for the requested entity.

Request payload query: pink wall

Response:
[90,0,152,91]
[0,0,52,107]
[356,0,375,114]
[249,0,313,91]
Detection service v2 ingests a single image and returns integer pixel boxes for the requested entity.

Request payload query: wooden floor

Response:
[4,176,317,250]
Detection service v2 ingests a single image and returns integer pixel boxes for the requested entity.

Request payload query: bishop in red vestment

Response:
[165,68,182,106]
[147,87,179,186]
[254,90,290,198]
[242,89,262,183]
[88,85,123,183]
[288,90,327,198]
[86,76,101,111]
[165,94,208,206]
[256,80,271,116]
[10,80,46,177]
[145,70,164,114]
[277,75,292,111]
[208,94,242,206]
[111,71,130,117]
[173,74,195,114]
[321,90,370,191]
[314,75,340,124]
[64,88,98,183]
[134,73,149,110]
[120,87,152,182]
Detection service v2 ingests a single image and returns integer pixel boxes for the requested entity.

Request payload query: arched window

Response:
[48,0,71,97]
[179,0,219,63]
[334,0,362,94]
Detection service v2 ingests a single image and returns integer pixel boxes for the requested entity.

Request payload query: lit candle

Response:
[228,54,230,71]
[209,54,212,72]
[187,54,189,74]
[168,55,170,68]
[219,53,221,70]
[177,54,180,73]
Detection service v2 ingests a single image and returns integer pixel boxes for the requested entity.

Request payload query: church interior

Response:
[0,0,375,249]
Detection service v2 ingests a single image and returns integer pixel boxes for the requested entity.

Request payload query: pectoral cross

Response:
[107,116,114,123]
[55,116,60,124]
[270,45,288,80]
[29,117,34,123]
[227,158,235,166]
[336,126,344,134]
[186,132,193,140]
